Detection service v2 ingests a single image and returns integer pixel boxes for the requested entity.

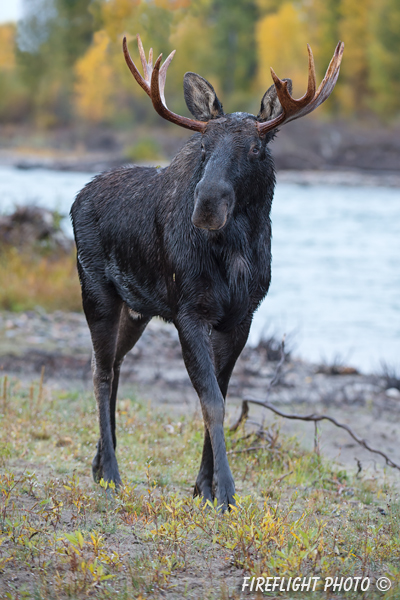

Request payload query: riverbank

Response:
[1,310,400,598]
[0,119,399,187]
[1,309,400,476]
[1,147,399,187]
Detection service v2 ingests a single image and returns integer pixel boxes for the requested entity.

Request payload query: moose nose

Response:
[192,180,234,231]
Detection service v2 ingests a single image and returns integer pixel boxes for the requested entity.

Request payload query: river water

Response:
[0,165,399,373]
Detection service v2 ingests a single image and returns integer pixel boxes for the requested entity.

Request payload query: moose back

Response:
[70,35,343,510]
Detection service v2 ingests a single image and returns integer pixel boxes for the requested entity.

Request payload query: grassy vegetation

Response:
[0,249,81,312]
[0,374,399,599]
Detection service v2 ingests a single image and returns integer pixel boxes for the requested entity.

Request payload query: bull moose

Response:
[70,35,344,510]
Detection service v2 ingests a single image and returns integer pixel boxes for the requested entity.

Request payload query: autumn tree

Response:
[16,0,95,125]
[1,0,399,126]
[368,0,400,117]
[0,24,31,122]
[337,0,374,115]
[74,30,115,122]
[256,3,310,99]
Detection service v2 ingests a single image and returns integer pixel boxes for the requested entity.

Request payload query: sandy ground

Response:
[1,310,400,482]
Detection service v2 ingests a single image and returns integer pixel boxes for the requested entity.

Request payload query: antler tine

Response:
[151,54,207,132]
[270,44,316,116]
[158,49,176,107]
[313,41,344,102]
[305,44,317,100]
[257,41,344,135]
[136,35,152,86]
[123,35,151,97]
[124,34,175,101]
[123,36,208,133]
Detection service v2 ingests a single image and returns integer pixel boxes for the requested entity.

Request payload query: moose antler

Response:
[123,35,344,135]
[123,35,207,132]
[257,41,344,135]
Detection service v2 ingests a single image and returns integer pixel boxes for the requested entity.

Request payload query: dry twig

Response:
[231,335,400,472]
[237,397,400,472]
[230,336,286,433]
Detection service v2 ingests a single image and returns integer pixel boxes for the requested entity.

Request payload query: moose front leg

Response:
[194,426,214,503]
[175,315,235,510]
[194,320,252,502]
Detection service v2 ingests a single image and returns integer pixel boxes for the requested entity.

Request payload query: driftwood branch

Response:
[235,397,400,472]
[230,335,400,472]
[230,336,286,433]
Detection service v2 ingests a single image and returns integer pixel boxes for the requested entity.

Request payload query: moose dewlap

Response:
[70,34,344,511]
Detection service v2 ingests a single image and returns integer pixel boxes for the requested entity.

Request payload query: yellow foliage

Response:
[169,15,219,91]
[155,0,191,9]
[0,24,16,71]
[74,30,115,123]
[0,249,81,312]
[340,0,373,78]
[256,3,311,98]
[101,0,140,41]
[338,0,374,112]
[368,39,400,115]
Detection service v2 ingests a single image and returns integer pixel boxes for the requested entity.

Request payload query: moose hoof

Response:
[215,480,236,513]
[193,480,214,506]
[92,452,121,489]
[92,451,103,483]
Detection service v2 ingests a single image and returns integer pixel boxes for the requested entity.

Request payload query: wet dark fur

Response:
[71,110,279,510]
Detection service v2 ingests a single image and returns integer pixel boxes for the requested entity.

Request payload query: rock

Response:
[386,388,400,399]
[0,206,73,253]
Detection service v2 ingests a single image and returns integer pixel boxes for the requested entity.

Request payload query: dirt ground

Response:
[1,310,400,482]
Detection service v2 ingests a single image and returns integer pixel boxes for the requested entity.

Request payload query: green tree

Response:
[16,0,95,125]
[337,0,374,116]
[368,0,400,117]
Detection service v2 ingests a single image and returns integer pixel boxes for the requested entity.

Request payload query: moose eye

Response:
[251,146,260,155]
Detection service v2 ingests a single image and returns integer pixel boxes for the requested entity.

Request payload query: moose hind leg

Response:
[109,305,150,450]
[80,281,124,487]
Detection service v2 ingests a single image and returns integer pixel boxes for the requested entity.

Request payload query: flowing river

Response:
[0,164,399,373]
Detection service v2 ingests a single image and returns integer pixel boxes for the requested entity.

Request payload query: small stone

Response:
[56,436,73,447]
[386,388,400,399]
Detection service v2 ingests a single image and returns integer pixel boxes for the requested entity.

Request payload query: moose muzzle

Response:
[192,180,235,231]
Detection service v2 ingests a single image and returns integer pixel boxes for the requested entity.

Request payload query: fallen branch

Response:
[227,445,281,456]
[236,397,400,472]
[228,445,267,455]
[274,470,293,484]
[230,335,286,433]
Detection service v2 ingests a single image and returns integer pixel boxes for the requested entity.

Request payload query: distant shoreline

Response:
[0,151,399,188]
[277,169,400,188]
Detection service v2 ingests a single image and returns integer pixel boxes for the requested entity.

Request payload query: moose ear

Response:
[257,78,292,121]
[183,72,224,121]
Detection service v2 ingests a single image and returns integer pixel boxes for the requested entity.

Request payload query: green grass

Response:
[0,374,399,598]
